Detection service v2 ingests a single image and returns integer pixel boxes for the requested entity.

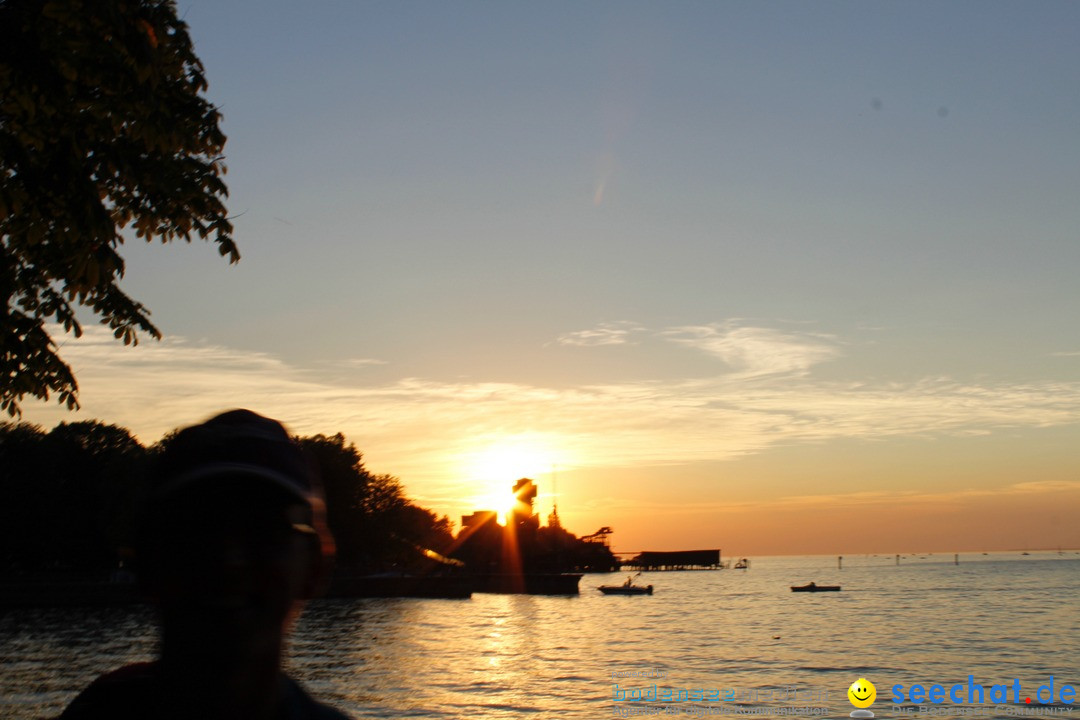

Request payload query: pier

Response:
[618,549,723,571]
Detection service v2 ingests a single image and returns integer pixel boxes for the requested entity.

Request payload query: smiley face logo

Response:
[848,678,876,708]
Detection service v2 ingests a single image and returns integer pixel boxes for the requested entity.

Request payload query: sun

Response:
[461,434,571,524]
[474,485,524,526]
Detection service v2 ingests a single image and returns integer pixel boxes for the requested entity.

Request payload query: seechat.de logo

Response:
[891,676,1076,706]
[848,678,877,718]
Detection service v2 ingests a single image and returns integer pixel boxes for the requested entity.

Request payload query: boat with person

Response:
[599,573,654,595]
[790,582,840,592]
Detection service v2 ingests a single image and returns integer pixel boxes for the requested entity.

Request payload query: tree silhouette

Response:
[0,419,148,572]
[0,0,236,416]
[1,421,454,577]
[0,421,49,571]
[298,433,453,570]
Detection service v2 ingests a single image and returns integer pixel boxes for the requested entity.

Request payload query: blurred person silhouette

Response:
[59,409,351,720]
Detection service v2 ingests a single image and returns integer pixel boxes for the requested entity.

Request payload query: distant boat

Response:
[599,574,653,595]
[599,583,653,595]
[734,558,750,569]
[791,582,840,593]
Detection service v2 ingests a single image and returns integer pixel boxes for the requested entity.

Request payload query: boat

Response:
[599,574,654,595]
[734,558,750,569]
[599,583,653,595]
[790,582,840,592]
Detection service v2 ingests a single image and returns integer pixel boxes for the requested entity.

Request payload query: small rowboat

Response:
[599,584,653,595]
[791,583,840,592]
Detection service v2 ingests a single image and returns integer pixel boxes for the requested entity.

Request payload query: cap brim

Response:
[156,462,314,506]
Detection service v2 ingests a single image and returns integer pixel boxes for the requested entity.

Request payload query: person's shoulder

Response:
[57,662,160,719]
[283,675,354,720]
[58,664,352,720]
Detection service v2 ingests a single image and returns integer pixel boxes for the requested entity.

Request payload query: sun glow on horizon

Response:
[459,434,573,524]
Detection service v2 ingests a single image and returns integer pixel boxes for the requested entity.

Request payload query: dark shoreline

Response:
[0,571,585,606]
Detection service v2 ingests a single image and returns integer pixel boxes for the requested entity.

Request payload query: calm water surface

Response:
[2,553,1077,719]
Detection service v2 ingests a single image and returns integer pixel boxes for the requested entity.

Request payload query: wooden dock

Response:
[618,549,723,571]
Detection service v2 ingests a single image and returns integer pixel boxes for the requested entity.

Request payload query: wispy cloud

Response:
[566,480,1080,517]
[556,321,644,347]
[340,357,388,368]
[778,480,1080,509]
[21,326,1080,500]
[661,322,840,377]
[1050,350,1080,357]
[557,321,840,379]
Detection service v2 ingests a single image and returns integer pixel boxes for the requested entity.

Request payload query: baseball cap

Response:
[153,409,316,506]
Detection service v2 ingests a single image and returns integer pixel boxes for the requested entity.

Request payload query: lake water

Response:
[2,552,1077,719]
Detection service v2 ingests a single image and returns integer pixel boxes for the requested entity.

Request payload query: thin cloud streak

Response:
[556,321,644,347]
[340,357,389,368]
[22,327,1080,489]
[778,480,1080,509]
[570,480,1080,516]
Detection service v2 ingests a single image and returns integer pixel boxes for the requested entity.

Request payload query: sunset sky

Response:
[22,1,1080,555]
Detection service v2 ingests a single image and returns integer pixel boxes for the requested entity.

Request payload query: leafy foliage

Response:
[0,0,237,416]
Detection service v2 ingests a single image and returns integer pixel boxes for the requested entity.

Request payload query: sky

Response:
[22,1,1080,556]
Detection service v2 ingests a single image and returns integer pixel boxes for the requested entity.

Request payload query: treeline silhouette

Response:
[0,420,453,577]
